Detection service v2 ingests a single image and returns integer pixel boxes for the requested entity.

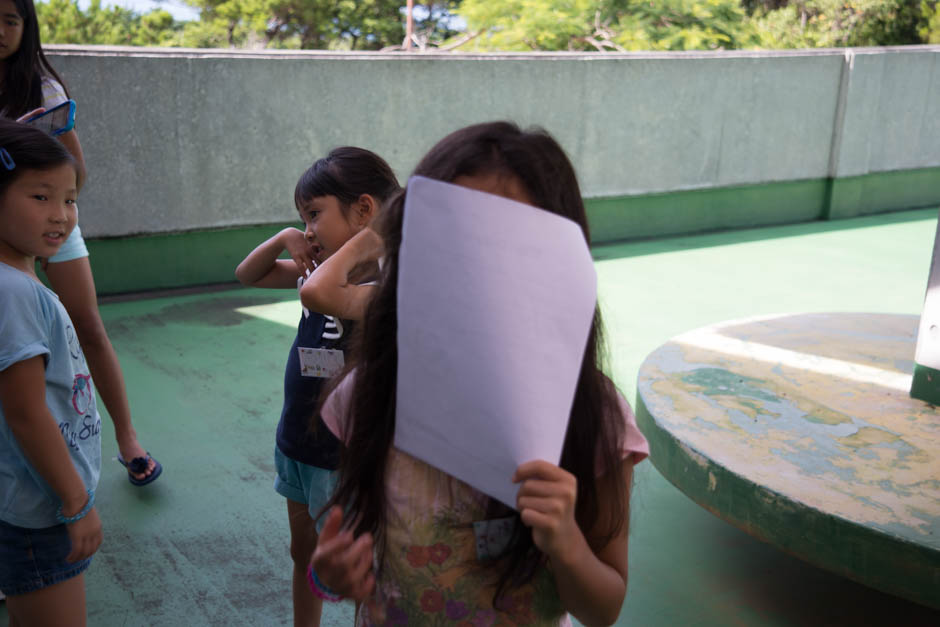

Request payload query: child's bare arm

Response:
[514,459,633,626]
[0,356,102,562]
[235,227,311,289]
[300,228,381,321]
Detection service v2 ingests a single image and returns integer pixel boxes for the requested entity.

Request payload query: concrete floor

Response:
[3,208,940,626]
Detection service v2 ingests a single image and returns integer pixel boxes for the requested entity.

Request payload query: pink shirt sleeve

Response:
[324,372,648,468]
[321,372,355,441]
[616,392,649,465]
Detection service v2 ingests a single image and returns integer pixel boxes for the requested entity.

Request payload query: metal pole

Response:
[405,0,414,50]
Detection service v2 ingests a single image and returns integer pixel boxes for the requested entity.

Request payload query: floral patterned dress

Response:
[322,377,649,626]
[357,447,569,626]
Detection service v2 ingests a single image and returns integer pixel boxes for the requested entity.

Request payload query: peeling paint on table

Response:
[636,313,940,610]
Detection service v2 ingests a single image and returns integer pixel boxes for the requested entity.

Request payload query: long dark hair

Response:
[0,0,70,119]
[324,121,628,603]
[0,118,75,196]
[294,146,400,213]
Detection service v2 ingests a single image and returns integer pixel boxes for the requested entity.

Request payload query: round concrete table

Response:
[635,313,939,609]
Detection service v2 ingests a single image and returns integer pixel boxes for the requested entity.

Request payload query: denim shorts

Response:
[0,518,92,596]
[48,223,89,263]
[273,446,337,525]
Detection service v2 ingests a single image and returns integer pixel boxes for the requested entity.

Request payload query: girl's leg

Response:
[287,499,323,627]
[44,257,156,481]
[6,573,86,627]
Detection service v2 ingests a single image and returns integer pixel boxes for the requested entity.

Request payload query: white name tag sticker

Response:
[298,347,344,378]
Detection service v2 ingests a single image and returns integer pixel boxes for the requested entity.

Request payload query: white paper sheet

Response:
[395,176,597,508]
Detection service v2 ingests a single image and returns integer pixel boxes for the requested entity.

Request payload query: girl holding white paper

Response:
[234,146,398,627]
[310,122,649,626]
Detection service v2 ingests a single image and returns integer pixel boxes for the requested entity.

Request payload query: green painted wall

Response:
[86,224,290,295]
[586,178,828,242]
[826,167,940,220]
[586,166,940,243]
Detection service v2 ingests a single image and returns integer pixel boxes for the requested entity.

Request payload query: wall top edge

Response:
[46,43,940,61]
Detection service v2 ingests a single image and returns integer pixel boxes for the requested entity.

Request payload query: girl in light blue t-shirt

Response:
[0,119,102,625]
[1,0,160,487]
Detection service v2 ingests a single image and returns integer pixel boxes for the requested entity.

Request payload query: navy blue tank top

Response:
[275,310,345,469]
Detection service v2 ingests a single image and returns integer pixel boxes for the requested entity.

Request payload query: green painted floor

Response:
[4,208,940,626]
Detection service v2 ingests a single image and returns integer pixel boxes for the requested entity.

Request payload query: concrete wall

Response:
[47,45,940,241]
[836,49,940,177]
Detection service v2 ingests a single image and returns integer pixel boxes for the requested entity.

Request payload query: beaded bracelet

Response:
[55,489,95,524]
[306,563,344,602]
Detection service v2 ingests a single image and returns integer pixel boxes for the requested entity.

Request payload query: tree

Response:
[35,0,940,51]
[136,9,185,47]
[452,0,761,52]
[753,0,934,48]
[740,0,790,12]
[38,0,182,46]
[615,0,763,50]
[39,0,139,45]
[181,0,406,49]
[922,0,940,43]
[173,0,268,48]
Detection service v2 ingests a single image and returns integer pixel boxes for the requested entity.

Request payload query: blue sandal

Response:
[117,453,163,486]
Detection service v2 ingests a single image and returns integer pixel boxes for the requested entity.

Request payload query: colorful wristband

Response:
[55,489,94,524]
[306,563,344,602]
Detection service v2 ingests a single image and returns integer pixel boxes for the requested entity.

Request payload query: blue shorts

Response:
[273,446,337,524]
[48,223,89,264]
[0,518,92,596]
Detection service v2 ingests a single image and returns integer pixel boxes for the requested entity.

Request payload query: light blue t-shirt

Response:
[0,262,101,528]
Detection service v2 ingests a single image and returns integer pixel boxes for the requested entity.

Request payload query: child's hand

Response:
[65,506,103,563]
[15,108,45,123]
[351,228,384,262]
[513,460,584,564]
[311,506,375,600]
[280,227,318,276]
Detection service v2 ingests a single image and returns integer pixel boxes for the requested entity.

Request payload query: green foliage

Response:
[455,0,762,51]
[614,0,764,50]
[34,0,940,51]
[456,0,590,51]
[37,0,189,46]
[37,0,406,50]
[178,0,270,47]
[921,0,940,43]
[753,0,931,48]
[135,10,182,46]
[181,0,405,49]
